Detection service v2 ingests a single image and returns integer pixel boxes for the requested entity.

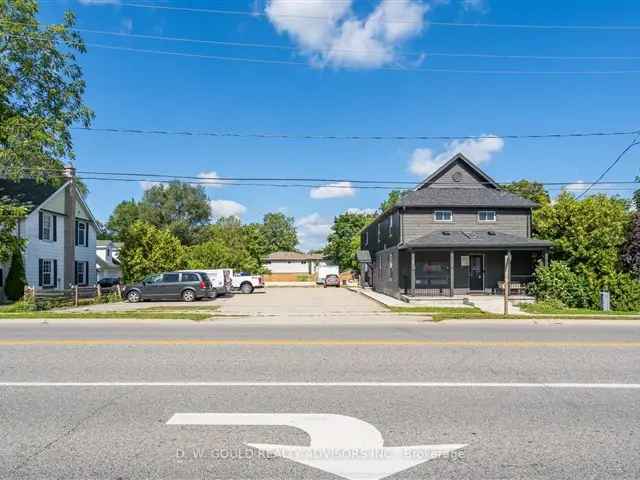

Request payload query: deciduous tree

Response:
[261,212,298,253]
[0,0,93,180]
[325,211,375,271]
[119,221,185,282]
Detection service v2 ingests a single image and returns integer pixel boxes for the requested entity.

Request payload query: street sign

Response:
[167,413,466,480]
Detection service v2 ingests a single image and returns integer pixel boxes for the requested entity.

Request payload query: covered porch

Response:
[397,231,552,298]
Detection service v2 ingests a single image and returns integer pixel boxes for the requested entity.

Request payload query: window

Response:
[364,231,369,246]
[478,210,496,222]
[42,214,52,240]
[389,215,393,236]
[434,210,453,222]
[39,212,56,241]
[377,223,381,242]
[181,273,199,282]
[41,259,54,287]
[75,261,87,286]
[389,254,393,280]
[143,274,162,284]
[162,273,180,283]
[75,220,88,247]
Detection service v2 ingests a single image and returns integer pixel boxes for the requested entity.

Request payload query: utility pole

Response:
[63,163,76,289]
[504,250,511,315]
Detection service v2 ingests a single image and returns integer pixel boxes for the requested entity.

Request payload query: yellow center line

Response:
[0,339,638,347]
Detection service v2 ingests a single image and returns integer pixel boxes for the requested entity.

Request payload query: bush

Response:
[0,295,37,312]
[602,272,640,312]
[529,261,594,308]
[4,250,26,301]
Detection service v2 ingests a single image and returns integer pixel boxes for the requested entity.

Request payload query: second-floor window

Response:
[75,220,88,247]
[364,231,369,246]
[39,211,56,241]
[434,210,453,222]
[478,210,496,222]
[389,215,393,236]
[377,223,381,242]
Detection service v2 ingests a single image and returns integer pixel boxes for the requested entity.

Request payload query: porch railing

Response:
[410,287,453,297]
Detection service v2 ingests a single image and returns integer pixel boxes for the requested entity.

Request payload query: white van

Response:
[183,269,233,296]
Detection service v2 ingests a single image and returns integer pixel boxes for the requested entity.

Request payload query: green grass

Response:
[389,306,482,314]
[143,305,221,312]
[0,311,213,321]
[519,303,640,316]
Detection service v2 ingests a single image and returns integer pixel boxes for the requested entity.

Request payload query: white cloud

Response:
[296,213,332,251]
[310,181,355,199]
[140,180,161,191]
[409,135,504,177]
[266,0,428,68]
[563,180,588,195]
[196,171,225,188]
[346,207,378,215]
[209,200,247,219]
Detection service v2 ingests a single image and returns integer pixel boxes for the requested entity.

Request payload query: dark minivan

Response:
[125,271,213,303]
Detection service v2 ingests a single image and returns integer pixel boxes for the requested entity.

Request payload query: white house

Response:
[263,251,328,275]
[0,167,98,297]
[96,240,122,280]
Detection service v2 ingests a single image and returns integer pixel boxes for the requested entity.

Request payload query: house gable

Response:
[416,154,499,191]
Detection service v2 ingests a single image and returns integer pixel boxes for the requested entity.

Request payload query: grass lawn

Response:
[389,306,483,314]
[519,303,640,316]
[0,311,214,321]
[143,305,221,312]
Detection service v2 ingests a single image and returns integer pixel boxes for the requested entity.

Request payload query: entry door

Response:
[469,255,484,291]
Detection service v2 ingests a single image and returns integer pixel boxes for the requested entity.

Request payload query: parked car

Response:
[317,265,340,284]
[232,272,265,294]
[183,269,232,296]
[124,271,214,303]
[97,277,120,289]
[324,274,341,288]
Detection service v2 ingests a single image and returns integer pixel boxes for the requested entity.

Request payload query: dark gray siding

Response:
[361,209,401,256]
[402,207,529,242]
[426,162,488,188]
[373,247,400,297]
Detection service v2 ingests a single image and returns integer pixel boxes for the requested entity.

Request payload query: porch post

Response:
[504,249,512,315]
[449,250,455,297]
[410,250,416,296]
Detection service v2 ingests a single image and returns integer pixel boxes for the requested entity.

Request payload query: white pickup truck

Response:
[232,272,265,294]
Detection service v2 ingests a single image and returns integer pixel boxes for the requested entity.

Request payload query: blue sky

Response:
[39,0,640,250]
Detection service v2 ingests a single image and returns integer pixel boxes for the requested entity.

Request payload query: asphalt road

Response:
[1,320,639,479]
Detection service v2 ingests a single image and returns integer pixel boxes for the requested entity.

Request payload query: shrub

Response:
[529,261,594,309]
[4,250,26,301]
[602,272,640,312]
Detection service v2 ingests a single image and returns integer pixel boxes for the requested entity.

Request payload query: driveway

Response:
[216,286,386,316]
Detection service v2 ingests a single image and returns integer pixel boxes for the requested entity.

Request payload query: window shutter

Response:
[53,260,58,288]
[85,261,90,285]
[85,222,89,247]
[74,261,78,285]
[52,215,57,242]
[75,220,79,246]
[38,211,43,240]
[38,259,43,287]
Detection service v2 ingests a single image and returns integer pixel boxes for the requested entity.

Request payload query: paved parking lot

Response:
[216,286,386,316]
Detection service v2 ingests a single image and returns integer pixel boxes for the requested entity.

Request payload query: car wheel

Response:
[127,290,140,303]
[240,282,254,294]
[182,289,196,302]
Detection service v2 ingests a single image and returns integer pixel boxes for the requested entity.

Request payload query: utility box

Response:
[600,290,611,311]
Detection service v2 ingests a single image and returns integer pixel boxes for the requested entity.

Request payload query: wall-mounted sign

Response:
[461,256,470,267]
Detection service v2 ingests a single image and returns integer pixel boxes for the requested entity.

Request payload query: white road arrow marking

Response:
[167,413,466,480]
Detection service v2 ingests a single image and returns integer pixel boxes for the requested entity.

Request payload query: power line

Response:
[71,126,640,141]
[85,43,640,75]
[13,168,640,188]
[577,133,640,199]
[7,21,640,61]
[111,3,640,30]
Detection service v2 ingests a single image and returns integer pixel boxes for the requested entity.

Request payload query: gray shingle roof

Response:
[397,187,537,208]
[0,179,60,213]
[401,230,552,249]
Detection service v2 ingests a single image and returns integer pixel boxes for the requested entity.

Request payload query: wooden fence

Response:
[25,284,123,307]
